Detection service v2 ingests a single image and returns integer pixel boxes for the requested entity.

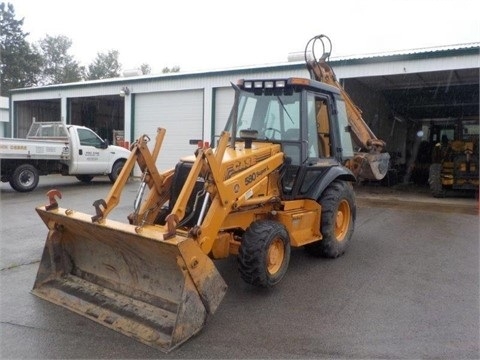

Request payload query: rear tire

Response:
[238,220,291,288]
[428,163,445,198]
[76,175,93,183]
[305,180,355,258]
[9,164,39,192]
[109,160,126,183]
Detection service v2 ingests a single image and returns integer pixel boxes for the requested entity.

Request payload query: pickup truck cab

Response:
[0,122,131,192]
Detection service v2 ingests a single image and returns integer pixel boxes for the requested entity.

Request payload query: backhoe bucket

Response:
[354,152,391,181]
[32,206,227,353]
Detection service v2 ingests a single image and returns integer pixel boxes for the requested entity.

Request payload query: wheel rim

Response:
[20,170,35,187]
[267,238,285,275]
[335,199,351,241]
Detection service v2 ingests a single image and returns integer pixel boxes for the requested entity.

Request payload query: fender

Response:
[306,165,356,201]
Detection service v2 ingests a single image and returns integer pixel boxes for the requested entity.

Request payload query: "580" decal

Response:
[244,167,269,185]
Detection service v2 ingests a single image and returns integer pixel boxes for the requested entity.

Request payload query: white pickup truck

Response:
[0,121,130,192]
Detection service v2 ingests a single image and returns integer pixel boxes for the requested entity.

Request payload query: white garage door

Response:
[135,90,204,174]
[213,87,234,142]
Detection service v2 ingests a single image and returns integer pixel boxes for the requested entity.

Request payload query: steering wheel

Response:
[264,127,282,140]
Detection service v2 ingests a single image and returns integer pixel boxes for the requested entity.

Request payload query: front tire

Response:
[76,175,93,183]
[108,160,126,183]
[9,164,39,192]
[305,180,355,258]
[238,220,291,288]
[428,163,445,198]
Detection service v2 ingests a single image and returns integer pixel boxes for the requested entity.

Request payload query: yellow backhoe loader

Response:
[32,35,390,352]
[427,119,479,197]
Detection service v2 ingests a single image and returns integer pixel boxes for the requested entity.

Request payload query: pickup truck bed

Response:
[0,137,70,161]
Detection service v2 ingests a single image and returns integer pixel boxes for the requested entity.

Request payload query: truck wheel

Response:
[305,180,355,258]
[9,164,39,192]
[238,220,291,288]
[108,160,126,183]
[428,164,445,198]
[76,175,93,183]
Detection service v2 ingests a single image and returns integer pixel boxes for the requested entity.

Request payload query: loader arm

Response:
[305,34,390,180]
[91,128,168,222]
[195,145,285,255]
[32,127,228,353]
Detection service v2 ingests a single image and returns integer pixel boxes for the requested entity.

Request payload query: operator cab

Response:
[225,78,355,199]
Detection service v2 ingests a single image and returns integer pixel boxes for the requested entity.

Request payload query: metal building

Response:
[7,43,479,181]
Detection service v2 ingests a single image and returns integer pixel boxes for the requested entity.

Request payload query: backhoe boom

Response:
[305,34,390,180]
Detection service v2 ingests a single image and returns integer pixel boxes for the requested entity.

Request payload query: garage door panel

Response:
[214,87,234,138]
[135,90,203,174]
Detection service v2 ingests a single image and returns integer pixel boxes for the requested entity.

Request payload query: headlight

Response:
[243,81,253,89]
[264,81,274,88]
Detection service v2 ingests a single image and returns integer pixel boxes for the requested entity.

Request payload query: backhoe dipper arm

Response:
[304,34,386,153]
[305,35,390,181]
[306,60,386,153]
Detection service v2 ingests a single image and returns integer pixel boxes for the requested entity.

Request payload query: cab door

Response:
[281,92,353,199]
[71,127,111,174]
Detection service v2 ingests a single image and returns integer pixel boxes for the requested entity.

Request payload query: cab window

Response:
[307,94,332,158]
[78,128,103,147]
[235,91,301,141]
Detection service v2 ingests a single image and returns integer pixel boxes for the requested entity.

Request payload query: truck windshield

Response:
[226,90,301,142]
[461,120,479,141]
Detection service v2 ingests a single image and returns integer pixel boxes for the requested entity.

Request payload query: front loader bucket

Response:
[32,206,227,353]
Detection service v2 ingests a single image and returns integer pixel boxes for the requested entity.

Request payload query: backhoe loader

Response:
[32,35,389,352]
[427,119,479,197]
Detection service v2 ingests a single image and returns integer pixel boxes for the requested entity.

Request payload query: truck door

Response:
[70,127,111,175]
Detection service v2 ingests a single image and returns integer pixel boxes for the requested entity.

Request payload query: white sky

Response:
[11,0,480,74]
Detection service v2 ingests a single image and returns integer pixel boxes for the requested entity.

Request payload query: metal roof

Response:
[10,42,479,94]
[330,42,480,61]
[8,42,479,123]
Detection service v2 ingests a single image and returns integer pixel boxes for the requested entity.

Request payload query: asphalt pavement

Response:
[1,175,479,359]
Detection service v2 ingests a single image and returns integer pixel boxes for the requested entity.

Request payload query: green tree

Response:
[37,34,84,85]
[162,66,180,73]
[85,50,122,80]
[140,63,151,75]
[0,2,42,96]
